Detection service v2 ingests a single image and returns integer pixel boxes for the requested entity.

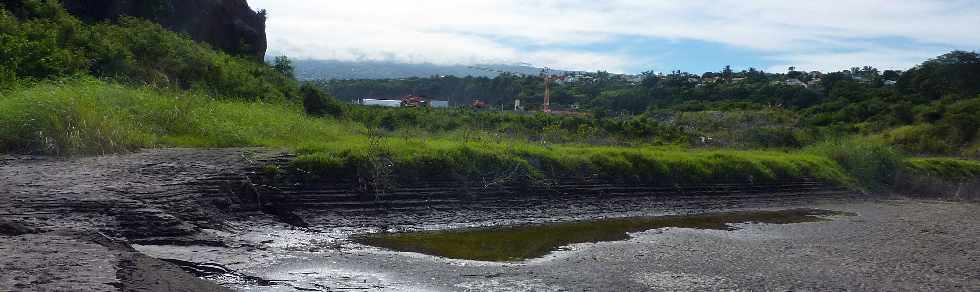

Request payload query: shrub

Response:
[963,143,980,159]
[301,84,344,118]
[940,97,980,144]
[883,125,955,154]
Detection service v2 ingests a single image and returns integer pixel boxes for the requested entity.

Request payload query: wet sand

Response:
[138,200,980,291]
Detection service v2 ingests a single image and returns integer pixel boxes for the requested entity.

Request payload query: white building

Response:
[430,100,450,108]
[360,99,401,107]
[783,79,807,87]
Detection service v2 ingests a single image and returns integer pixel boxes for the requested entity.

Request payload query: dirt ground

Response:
[2,149,978,291]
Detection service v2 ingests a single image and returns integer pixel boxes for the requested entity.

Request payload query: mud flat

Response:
[140,200,980,292]
[2,149,978,291]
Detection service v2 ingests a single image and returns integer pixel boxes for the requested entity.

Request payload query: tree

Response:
[786,66,803,80]
[722,65,734,81]
[639,71,659,89]
[898,51,980,100]
[819,72,850,95]
[272,55,294,79]
[882,70,902,81]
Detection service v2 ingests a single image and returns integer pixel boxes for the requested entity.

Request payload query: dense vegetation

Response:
[0,0,296,100]
[1,1,976,193]
[319,53,980,158]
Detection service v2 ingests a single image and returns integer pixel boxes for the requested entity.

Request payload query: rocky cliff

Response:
[61,0,267,60]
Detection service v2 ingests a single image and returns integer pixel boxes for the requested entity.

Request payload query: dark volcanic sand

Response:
[132,200,978,292]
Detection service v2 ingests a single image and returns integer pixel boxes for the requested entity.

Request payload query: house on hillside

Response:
[807,78,823,88]
[626,75,643,84]
[781,79,807,87]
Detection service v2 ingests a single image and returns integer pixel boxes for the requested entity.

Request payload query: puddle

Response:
[353,208,849,262]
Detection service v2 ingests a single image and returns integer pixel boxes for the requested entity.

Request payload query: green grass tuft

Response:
[804,137,904,190]
[903,158,980,182]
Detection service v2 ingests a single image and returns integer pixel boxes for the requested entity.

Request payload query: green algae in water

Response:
[354,209,849,262]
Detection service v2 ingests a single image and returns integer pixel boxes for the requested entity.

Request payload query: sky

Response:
[249,0,980,74]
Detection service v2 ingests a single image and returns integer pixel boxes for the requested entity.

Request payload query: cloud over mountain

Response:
[251,0,980,73]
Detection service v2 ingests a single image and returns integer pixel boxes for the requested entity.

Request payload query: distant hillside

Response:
[292,60,570,80]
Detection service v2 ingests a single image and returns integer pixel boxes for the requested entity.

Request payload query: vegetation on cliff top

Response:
[0,0,295,100]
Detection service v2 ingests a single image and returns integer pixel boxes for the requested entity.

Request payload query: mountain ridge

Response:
[292,59,577,80]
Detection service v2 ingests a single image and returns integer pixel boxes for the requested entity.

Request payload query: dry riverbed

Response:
[2,149,978,291]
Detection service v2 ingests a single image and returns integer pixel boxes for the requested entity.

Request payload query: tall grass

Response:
[289,135,850,186]
[804,137,905,190]
[0,78,358,155]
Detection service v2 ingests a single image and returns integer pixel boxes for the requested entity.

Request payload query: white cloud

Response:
[249,0,980,73]
[765,48,950,73]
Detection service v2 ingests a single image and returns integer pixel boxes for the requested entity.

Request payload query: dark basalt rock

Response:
[61,0,267,60]
[0,219,37,236]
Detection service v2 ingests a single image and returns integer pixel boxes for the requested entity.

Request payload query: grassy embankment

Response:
[1,79,858,188]
[2,79,977,193]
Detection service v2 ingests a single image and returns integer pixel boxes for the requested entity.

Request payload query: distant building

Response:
[782,79,807,87]
[884,80,898,86]
[852,76,871,84]
[430,100,450,108]
[807,78,823,88]
[360,99,401,107]
[625,75,643,84]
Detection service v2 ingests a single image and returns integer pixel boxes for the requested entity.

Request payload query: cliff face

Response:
[61,0,267,60]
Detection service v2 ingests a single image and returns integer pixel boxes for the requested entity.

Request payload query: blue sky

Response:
[250,0,979,74]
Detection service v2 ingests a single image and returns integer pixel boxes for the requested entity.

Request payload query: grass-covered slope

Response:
[0,79,850,186]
